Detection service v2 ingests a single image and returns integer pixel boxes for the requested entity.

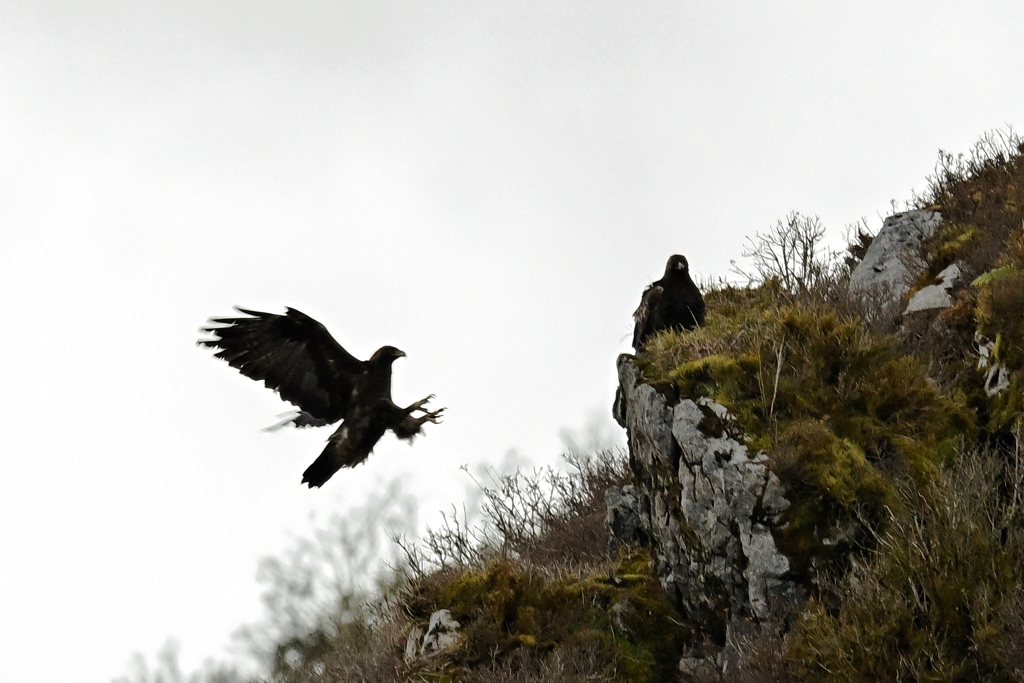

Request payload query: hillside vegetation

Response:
[638,129,1024,681]
[129,130,1024,683]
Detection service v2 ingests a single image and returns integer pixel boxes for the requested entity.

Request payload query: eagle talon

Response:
[408,394,436,412]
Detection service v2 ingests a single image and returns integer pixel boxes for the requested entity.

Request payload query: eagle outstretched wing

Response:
[198,307,364,424]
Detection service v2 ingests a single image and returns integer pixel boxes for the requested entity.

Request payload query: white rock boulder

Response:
[850,210,943,303]
[905,262,961,313]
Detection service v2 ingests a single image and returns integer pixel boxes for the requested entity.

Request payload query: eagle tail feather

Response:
[301,450,338,489]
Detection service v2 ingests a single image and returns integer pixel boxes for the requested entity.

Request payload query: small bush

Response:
[842,219,875,274]
[264,607,408,683]
[916,128,1024,280]
[971,224,1024,432]
[904,128,1024,435]
[731,212,835,294]
[401,449,631,578]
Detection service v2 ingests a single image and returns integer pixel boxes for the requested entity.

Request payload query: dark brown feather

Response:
[199,307,363,422]
[300,397,438,487]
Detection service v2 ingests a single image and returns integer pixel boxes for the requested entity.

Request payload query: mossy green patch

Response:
[664,354,754,403]
[405,552,692,683]
[770,420,896,574]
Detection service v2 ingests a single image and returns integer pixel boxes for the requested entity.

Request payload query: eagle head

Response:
[371,346,406,363]
[665,254,689,276]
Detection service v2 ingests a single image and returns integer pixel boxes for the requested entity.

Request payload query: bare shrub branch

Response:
[731,212,835,293]
[398,449,630,579]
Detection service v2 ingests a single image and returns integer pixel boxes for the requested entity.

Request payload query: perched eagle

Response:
[198,307,444,488]
[632,254,705,350]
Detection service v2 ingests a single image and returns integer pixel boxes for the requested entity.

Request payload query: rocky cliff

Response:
[613,357,800,665]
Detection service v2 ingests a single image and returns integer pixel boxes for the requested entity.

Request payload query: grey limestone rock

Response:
[679,654,725,680]
[405,609,461,659]
[605,484,648,546]
[905,262,961,313]
[404,625,425,660]
[670,397,793,622]
[615,354,802,662]
[850,210,942,303]
[977,333,1011,396]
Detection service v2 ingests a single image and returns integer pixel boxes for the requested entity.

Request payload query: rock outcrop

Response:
[905,262,961,313]
[612,355,801,661]
[850,209,942,302]
[405,609,461,660]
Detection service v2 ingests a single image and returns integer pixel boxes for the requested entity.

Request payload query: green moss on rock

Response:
[405,551,692,682]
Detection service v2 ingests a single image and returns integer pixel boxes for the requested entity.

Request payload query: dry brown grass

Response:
[264,606,409,683]
[915,128,1024,281]
[399,449,631,580]
[462,645,616,683]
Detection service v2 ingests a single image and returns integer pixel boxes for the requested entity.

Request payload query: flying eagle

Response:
[198,307,444,488]
[632,254,705,350]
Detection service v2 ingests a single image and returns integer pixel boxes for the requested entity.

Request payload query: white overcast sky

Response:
[2,2,1023,681]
